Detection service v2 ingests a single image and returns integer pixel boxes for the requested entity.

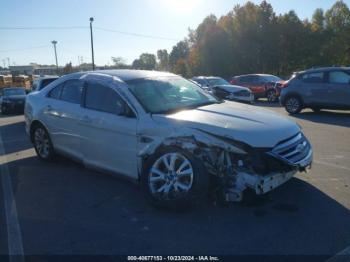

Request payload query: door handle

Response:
[81,116,92,124]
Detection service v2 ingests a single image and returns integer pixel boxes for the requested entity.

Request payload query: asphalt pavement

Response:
[0,103,349,259]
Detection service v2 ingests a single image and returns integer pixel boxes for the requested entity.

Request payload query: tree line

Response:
[113,0,350,79]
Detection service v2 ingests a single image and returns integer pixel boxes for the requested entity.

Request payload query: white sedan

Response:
[25,70,312,210]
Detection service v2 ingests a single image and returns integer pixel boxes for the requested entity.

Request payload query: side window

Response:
[48,83,63,99]
[250,75,259,83]
[301,72,324,83]
[84,82,125,115]
[240,75,256,84]
[60,80,83,104]
[329,71,350,84]
[238,76,249,83]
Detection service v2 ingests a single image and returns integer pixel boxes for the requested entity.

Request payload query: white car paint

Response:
[25,70,312,199]
[154,101,300,148]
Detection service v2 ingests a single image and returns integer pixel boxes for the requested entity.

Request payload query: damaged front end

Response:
[139,129,313,202]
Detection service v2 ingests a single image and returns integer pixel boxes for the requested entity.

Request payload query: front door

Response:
[79,80,139,178]
[301,72,328,106]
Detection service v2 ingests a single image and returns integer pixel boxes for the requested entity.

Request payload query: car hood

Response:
[152,101,300,148]
[214,85,250,93]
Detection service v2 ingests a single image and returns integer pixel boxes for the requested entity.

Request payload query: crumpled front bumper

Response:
[225,150,312,201]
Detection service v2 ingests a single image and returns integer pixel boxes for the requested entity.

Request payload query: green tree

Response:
[132,53,156,70]
[169,41,190,68]
[156,49,169,71]
[111,57,128,68]
[311,8,325,31]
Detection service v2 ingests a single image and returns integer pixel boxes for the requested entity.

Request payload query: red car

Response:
[230,74,285,102]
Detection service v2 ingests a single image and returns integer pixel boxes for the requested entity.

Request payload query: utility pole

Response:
[90,17,95,71]
[2,59,6,69]
[51,40,59,74]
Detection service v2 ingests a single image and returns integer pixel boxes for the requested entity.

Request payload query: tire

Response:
[266,89,277,102]
[1,106,7,115]
[285,96,302,114]
[31,123,56,161]
[141,146,209,210]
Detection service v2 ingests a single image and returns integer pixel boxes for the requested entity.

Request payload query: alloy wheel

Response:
[148,152,194,200]
[286,97,300,113]
[34,127,51,159]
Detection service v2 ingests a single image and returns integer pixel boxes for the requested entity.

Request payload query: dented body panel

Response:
[25,70,313,202]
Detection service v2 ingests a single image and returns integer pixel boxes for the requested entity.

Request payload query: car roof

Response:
[192,76,223,80]
[298,66,350,74]
[38,76,59,80]
[88,69,177,81]
[234,74,275,78]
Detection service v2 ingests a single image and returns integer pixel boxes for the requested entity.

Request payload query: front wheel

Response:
[142,147,209,210]
[285,96,302,114]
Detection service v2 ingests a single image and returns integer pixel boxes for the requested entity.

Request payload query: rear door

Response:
[42,79,84,158]
[326,70,350,107]
[55,79,84,159]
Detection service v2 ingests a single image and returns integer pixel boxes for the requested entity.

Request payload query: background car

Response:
[32,76,59,91]
[230,74,284,102]
[280,67,350,114]
[191,76,254,104]
[0,87,26,114]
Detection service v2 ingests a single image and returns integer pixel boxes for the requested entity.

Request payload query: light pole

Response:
[51,40,59,74]
[90,17,95,71]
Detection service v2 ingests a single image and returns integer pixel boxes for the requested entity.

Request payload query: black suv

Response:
[280,67,350,114]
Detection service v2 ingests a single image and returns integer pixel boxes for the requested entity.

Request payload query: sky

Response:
[0,0,348,67]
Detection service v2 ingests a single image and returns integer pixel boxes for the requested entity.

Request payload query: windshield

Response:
[263,75,282,82]
[207,78,230,86]
[4,88,26,96]
[127,76,219,114]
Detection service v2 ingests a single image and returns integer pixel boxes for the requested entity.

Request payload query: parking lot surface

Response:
[0,103,350,258]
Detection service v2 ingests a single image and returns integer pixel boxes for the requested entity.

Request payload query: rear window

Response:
[328,71,350,84]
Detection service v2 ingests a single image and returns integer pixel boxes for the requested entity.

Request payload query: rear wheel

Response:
[142,147,209,210]
[266,89,277,102]
[285,96,302,114]
[32,124,55,161]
